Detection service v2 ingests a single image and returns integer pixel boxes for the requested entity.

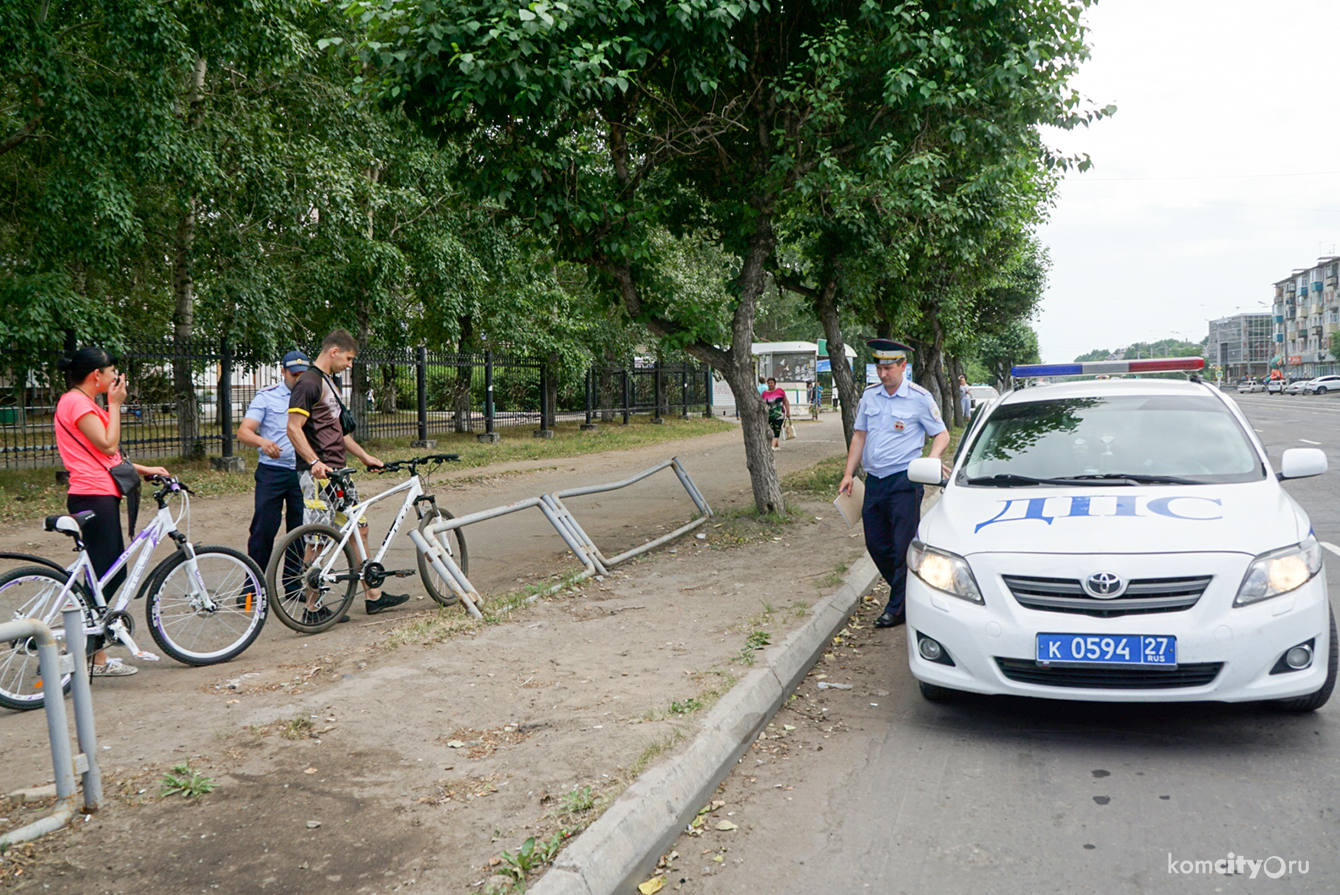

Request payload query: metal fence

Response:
[0,339,713,469]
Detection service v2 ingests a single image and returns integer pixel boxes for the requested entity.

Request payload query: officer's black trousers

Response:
[862,471,923,616]
[247,463,304,573]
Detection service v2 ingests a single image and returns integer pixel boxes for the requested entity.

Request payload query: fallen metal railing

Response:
[0,601,101,847]
[408,456,713,608]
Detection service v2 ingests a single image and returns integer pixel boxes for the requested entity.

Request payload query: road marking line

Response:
[1300,439,1322,445]
[1321,542,1340,559]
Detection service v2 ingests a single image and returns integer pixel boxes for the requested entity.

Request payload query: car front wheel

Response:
[1318,387,1328,395]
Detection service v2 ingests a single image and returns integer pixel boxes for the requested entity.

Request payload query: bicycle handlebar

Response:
[370,454,461,475]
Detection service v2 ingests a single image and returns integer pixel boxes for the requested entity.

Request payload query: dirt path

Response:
[0,415,867,894]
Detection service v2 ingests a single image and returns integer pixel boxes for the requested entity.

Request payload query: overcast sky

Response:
[1034,0,1340,363]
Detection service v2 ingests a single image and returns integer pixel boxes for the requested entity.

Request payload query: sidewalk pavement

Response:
[531,555,880,895]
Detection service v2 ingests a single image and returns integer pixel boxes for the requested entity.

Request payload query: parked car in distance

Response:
[1236,379,1264,394]
[1266,379,1284,394]
[1285,378,1309,395]
[968,385,1000,409]
[1304,375,1340,395]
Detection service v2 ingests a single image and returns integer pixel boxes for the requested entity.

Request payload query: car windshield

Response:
[959,394,1265,485]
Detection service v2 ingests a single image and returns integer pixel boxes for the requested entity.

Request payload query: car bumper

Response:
[906,574,1330,703]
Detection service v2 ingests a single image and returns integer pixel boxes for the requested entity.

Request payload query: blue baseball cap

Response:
[282,350,311,373]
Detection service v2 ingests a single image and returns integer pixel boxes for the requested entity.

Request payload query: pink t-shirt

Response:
[54,391,121,496]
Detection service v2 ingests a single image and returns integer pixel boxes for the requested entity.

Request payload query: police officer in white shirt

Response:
[839,339,951,628]
[237,350,310,573]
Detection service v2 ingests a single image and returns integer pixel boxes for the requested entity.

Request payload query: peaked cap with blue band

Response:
[867,338,912,365]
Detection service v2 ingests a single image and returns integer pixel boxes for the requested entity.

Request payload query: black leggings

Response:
[67,494,126,598]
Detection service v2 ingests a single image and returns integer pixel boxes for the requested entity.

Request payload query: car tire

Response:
[918,680,960,702]
[1273,607,1337,713]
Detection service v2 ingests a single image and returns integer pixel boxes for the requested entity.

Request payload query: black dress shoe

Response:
[874,610,906,629]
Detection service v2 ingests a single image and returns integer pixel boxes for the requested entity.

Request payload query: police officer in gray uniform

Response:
[839,339,951,628]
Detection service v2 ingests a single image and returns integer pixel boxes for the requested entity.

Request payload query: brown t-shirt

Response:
[288,368,345,471]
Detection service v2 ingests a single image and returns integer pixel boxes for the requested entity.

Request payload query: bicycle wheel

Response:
[416,508,469,607]
[265,523,359,634]
[146,547,267,666]
[0,567,95,712]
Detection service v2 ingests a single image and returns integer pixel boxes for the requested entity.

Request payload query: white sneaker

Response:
[91,658,138,677]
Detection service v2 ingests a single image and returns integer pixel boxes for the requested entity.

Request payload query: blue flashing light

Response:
[1010,363,1083,377]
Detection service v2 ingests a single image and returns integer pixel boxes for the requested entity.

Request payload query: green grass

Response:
[158,763,215,800]
[0,415,733,524]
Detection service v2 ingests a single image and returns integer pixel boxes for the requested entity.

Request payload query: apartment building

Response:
[1208,313,1271,381]
[1273,257,1340,380]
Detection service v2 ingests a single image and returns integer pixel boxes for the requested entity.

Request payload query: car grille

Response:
[995,658,1223,689]
[1002,574,1211,617]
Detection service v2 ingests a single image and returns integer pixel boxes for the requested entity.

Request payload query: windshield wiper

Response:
[1058,473,1202,485]
[965,473,1079,487]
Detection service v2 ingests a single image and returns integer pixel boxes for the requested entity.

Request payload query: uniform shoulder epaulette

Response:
[256,383,285,393]
[863,383,880,391]
[908,382,932,396]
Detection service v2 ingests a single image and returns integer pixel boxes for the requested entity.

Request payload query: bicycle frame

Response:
[47,496,198,661]
[325,474,431,570]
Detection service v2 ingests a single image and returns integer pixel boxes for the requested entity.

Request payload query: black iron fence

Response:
[0,339,713,469]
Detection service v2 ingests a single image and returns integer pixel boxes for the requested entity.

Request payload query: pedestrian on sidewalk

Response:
[838,339,950,628]
[287,329,408,624]
[761,377,789,451]
[237,350,309,574]
[808,380,822,420]
[54,346,170,677]
[958,374,972,420]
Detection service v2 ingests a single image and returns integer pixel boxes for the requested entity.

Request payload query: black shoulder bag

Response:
[324,372,357,435]
[58,418,143,534]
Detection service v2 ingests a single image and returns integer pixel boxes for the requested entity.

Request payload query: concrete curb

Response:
[530,555,881,895]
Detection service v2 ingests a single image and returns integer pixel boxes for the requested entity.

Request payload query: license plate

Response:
[1036,633,1176,667]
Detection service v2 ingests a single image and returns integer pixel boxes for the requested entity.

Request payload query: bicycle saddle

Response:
[44,510,96,535]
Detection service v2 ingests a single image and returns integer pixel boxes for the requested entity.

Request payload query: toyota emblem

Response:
[1083,572,1125,599]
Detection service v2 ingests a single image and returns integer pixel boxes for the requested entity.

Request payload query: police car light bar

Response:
[1010,357,1206,378]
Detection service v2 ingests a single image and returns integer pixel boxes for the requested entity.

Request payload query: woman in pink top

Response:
[761,377,790,451]
[54,347,169,677]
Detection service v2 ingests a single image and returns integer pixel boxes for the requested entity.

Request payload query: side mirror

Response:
[907,457,946,486]
[1279,447,1327,479]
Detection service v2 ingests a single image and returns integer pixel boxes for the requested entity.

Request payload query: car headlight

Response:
[1234,536,1323,606]
[908,540,983,604]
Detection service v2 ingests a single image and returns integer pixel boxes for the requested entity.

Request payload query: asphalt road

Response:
[678,389,1340,895]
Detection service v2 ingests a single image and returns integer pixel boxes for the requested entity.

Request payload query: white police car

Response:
[904,357,1336,710]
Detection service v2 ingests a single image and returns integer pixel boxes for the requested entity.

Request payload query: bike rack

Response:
[0,600,101,848]
[409,456,714,609]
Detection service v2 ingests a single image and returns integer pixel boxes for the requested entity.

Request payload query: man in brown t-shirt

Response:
[287,329,409,622]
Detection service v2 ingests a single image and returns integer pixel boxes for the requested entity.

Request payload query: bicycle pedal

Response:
[388,570,417,578]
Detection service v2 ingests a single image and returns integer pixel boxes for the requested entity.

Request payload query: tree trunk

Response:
[608,233,785,513]
[815,274,860,449]
[378,364,397,413]
[171,202,203,460]
[453,314,474,433]
[171,57,208,460]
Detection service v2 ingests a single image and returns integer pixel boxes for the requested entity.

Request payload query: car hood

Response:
[921,480,1308,557]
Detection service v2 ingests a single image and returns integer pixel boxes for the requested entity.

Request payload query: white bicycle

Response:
[264,454,468,634]
[0,476,267,711]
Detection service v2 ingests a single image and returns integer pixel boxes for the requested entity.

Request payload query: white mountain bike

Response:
[264,454,468,634]
[0,476,267,711]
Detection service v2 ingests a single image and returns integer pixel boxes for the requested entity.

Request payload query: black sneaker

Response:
[365,593,409,615]
[303,606,334,626]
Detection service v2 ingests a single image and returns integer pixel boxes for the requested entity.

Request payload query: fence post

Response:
[703,366,714,417]
[681,366,689,419]
[581,367,597,431]
[621,369,631,425]
[209,338,244,472]
[652,361,664,424]
[411,346,435,448]
[478,350,500,443]
[534,356,555,438]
